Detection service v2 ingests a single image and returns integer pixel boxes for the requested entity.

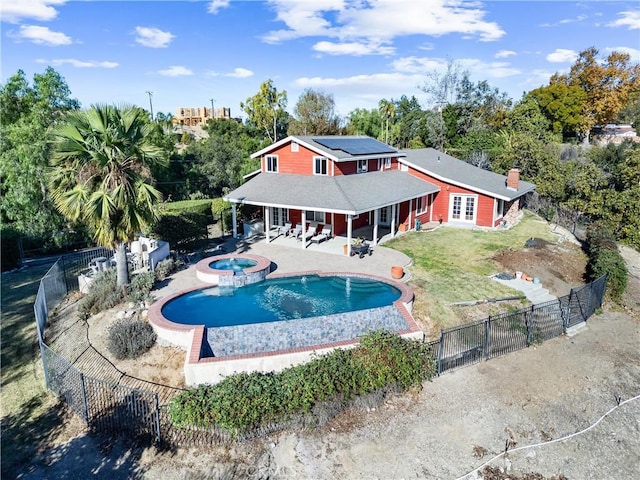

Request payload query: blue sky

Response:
[2,1,639,120]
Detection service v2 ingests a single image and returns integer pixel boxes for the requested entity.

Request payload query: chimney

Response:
[506,168,520,191]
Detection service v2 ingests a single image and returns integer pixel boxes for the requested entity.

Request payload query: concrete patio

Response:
[152,231,415,301]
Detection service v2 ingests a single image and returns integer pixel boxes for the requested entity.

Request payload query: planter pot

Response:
[398,224,407,232]
[391,266,404,279]
[343,244,348,256]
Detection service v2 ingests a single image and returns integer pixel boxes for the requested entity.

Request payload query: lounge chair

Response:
[277,222,291,237]
[289,224,302,238]
[310,226,331,244]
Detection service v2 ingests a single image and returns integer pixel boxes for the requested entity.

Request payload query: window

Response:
[451,194,476,222]
[314,156,328,175]
[357,159,368,173]
[265,155,278,172]
[416,196,427,214]
[271,207,289,226]
[305,210,325,222]
[495,199,504,219]
[378,157,391,170]
[291,141,299,152]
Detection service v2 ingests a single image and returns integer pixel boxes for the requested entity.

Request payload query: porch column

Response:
[391,203,396,236]
[231,204,238,238]
[409,199,413,232]
[347,214,353,256]
[264,206,271,243]
[373,209,379,245]
[301,210,307,249]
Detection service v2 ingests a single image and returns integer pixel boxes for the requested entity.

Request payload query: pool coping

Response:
[148,270,422,385]
[194,253,271,285]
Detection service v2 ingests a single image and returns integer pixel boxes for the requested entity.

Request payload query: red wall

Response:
[408,168,498,227]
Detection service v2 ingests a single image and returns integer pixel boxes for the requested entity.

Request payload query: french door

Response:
[450,195,477,222]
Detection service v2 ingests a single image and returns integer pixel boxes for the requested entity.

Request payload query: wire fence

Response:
[33,250,607,446]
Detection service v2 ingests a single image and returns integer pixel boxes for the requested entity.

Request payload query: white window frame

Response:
[357,159,368,173]
[313,156,328,176]
[271,207,289,226]
[291,141,299,152]
[416,195,427,214]
[495,199,504,221]
[450,194,477,223]
[305,210,325,222]
[265,155,278,173]
[377,157,391,171]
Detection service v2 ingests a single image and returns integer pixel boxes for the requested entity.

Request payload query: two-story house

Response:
[224,136,535,254]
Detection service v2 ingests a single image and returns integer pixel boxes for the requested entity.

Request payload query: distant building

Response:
[593,123,639,144]
[173,106,232,126]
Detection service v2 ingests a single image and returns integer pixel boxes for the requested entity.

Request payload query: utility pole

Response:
[146,90,154,121]
[210,98,215,119]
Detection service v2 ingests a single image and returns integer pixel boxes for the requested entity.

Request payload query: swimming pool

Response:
[195,253,271,286]
[161,274,402,327]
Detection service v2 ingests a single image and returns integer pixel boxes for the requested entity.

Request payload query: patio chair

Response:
[310,226,332,244]
[277,222,291,237]
[289,224,302,238]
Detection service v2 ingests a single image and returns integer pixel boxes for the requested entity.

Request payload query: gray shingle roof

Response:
[400,148,535,201]
[224,170,440,214]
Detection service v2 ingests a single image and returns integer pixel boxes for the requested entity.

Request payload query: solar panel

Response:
[314,137,396,155]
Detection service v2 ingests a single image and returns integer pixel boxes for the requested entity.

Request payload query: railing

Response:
[33,251,606,445]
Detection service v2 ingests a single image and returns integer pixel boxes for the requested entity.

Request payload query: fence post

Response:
[563,289,573,332]
[154,393,161,444]
[39,339,51,389]
[484,317,491,361]
[437,330,444,375]
[80,373,90,425]
[526,305,534,346]
[586,278,594,320]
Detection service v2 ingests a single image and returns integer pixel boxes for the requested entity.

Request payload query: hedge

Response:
[168,330,436,437]
[586,222,627,301]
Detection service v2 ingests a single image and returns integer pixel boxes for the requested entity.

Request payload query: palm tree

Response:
[48,104,168,289]
[378,99,395,144]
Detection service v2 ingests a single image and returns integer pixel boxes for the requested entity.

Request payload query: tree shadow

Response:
[2,394,149,480]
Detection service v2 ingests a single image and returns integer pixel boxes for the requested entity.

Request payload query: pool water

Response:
[161,274,401,327]
[209,258,258,272]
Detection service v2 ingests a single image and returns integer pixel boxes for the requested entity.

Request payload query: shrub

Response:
[78,269,124,319]
[1,226,21,271]
[154,257,177,281]
[151,212,208,250]
[128,271,156,305]
[158,199,213,218]
[585,222,627,301]
[168,330,436,436]
[107,318,157,360]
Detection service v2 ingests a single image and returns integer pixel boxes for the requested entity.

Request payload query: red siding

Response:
[261,142,339,176]
[408,168,499,227]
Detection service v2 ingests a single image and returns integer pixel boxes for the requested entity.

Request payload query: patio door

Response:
[379,206,392,226]
[450,194,477,223]
[270,207,289,226]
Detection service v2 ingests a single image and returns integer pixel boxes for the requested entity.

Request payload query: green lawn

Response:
[387,212,557,334]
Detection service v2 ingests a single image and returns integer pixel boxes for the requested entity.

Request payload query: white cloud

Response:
[495,50,516,59]
[261,0,505,50]
[604,46,640,62]
[0,0,65,23]
[392,56,520,79]
[134,26,175,48]
[224,67,253,78]
[607,10,640,29]
[546,48,578,63]
[36,58,118,68]
[10,25,72,46]
[157,66,193,76]
[207,0,230,14]
[391,56,449,74]
[541,14,588,27]
[313,41,395,56]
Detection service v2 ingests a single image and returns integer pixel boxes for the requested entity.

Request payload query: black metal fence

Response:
[33,249,607,446]
[434,275,607,375]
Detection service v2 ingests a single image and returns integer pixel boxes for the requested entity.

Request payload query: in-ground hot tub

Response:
[195,253,271,287]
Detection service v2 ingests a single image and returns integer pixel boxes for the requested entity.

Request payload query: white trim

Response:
[313,156,329,176]
[265,154,278,173]
[399,158,528,201]
[449,193,478,223]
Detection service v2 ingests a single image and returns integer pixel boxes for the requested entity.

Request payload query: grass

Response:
[386,212,557,334]
[0,262,73,477]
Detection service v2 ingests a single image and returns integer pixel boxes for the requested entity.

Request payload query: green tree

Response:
[240,79,288,142]
[188,135,245,196]
[288,89,342,135]
[551,47,640,142]
[529,83,586,140]
[346,108,382,138]
[0,68,80,240]
[378,98,395,144]
[48,104,168,288]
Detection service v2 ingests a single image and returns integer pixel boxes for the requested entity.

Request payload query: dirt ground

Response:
[15,236,640,480]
